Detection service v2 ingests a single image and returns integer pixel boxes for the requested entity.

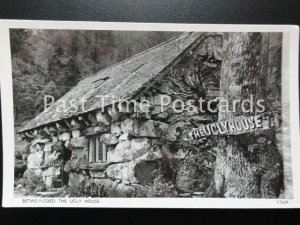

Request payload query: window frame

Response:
[88,135,107,163]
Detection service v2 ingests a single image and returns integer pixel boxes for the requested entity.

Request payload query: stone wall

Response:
[25,141,63,188]
[23,35,222,197]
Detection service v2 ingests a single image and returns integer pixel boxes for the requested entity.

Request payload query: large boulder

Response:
[65,137,89,149]
[95,111,112,125]
[107,138,151,163]
[42,166,61,177]
[27,150,44,169]
[44,142,63,166]
[70,147,87,160]
[29,143,43,153]
[89,170,107,179]
[58,132,71,141]
[44,176,58,188]
[119,133,129,141]
[120,118,168,138]
[68,172,86,186]
[44,151,62,167]
[114,183,135,197]
[136,149,163,161]
[64,157,87,173]
[52,136,59,142]
[71,130,81,138]
[79,162,109,171]
[153,112,169,120]
[41,166,61,187]
[44,142,63,152]
[31,137,51,145]
[106,161,137,183]
[105,160,160,185]
[110,122,122,136]
[83,125,109,136]
[100,134,119,145]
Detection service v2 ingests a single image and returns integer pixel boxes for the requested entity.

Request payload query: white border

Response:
[0,20,299,208]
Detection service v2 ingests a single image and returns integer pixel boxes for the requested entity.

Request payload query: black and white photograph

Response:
[1,21,299,208]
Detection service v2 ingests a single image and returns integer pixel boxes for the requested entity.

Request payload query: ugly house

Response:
[18,32,223,197]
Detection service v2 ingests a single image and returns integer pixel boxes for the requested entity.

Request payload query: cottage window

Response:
[88,136,107,162]
[92,77,109,88]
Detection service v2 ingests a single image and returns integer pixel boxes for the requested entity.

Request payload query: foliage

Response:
[145,169,178,197]
[81,180,108,197]
[14,177,25,188]
[10,29,180,124]
[65,179,108,197]
[142,160,179,197]
[65,183,85,197]
[22,170,46,194]
[14,160,26,178]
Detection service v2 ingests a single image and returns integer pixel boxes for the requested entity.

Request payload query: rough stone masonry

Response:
[19,32,223,197]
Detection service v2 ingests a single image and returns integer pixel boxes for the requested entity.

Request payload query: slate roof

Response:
[19,32,207,132]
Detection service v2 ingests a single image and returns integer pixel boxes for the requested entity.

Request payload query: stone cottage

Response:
[18,32,223,197]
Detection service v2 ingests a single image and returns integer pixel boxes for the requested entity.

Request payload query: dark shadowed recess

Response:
[0,0,300,225]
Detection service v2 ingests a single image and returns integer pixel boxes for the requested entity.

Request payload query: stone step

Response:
[192,192,205,197]
[48,187,59,192]
[36,191,59,197]
[178,193,192,197]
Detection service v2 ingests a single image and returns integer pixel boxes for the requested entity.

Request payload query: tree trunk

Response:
[206,33,283,198]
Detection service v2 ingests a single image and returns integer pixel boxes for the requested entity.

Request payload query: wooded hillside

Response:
[10,29,179,125]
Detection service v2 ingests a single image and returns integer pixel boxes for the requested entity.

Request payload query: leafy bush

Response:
[65,179,108,197]
[22,170,46,194]
[134,159,179,197]
[14,177,25,188]
[83,180,108,197]
[14,162,27,178]
[65,183,85,197]
[145,170,178,197]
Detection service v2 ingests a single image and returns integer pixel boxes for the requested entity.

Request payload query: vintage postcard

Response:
[1,20,299,208]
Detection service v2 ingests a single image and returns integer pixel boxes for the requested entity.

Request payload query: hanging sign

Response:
[186,112,279,140]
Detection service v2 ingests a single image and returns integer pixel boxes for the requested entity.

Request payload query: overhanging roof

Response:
[18,32,210,133]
